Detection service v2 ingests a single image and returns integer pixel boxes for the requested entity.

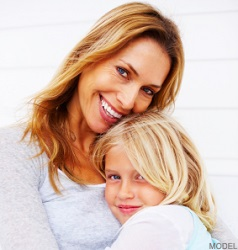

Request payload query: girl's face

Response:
[68,37,170,134]
[105,145,165,224]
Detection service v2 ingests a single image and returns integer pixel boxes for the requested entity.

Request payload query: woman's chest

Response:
[40,172,120,249]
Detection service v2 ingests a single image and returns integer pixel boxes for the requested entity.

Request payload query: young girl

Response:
[91,109,220,249]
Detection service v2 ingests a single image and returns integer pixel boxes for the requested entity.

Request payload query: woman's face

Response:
[105,145,165,224]
[70,37,170,134]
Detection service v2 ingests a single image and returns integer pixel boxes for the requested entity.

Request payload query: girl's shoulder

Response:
[132,204,194,225]
[125,205,194,243]
[124,205,214,249]
[113,205,195,249]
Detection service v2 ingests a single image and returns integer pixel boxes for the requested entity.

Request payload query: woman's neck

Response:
[65,92,103,183]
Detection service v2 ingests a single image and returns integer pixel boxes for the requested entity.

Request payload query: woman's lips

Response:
[101,98,122,119]
[99,96,123,125]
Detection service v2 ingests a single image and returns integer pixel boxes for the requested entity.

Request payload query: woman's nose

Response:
[116,83,139,111]
[117,182,135,200]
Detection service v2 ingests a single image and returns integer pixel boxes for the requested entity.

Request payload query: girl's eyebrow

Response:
[105,169,120,174]
[120,59,162,89]
[105,169,115,172]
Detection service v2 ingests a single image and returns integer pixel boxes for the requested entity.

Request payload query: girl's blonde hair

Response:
[91,109,216,231]
[24,2,184,191]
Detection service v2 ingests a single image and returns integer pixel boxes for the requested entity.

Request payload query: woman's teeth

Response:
[101,99,122,119]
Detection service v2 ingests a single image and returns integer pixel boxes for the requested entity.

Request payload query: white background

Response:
[0,0,238,237]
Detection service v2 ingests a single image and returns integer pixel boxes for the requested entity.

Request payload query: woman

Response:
[0,2,234,250]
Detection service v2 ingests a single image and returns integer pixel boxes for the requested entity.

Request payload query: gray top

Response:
[0,125,120,250]
[0,125,237,250]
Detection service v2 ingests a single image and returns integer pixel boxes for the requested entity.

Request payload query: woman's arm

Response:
[211,216,238,244]
[0,127,59,250]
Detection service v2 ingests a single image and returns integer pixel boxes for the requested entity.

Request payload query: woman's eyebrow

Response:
[123,61,139,76]
[151,84,162,89]
[121,60,162,88]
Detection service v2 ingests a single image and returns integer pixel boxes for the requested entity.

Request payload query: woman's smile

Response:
[99,96,123,124]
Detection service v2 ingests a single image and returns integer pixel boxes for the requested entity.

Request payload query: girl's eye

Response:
[137,175,144,180]
[108,175,121,180]
[117,67,128,78]
[142,87,155,96]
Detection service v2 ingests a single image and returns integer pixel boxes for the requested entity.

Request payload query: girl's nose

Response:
[116,83,139,111]
[117,182,135,200]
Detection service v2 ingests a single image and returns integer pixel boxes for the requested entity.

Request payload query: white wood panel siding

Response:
[0,0,237,237]
[173,110,238,159]
[176,60,238,108]
[1,0,238,29]
[179,12,238,60]
[210,176,238,238]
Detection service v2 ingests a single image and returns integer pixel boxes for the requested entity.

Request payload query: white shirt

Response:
[106,205,218,250]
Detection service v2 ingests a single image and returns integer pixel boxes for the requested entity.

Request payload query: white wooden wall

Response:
[0,0,238,237]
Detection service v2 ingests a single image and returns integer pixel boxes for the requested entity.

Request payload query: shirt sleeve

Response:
[211,216,238,244]
[0,127,59,250]
[107,206,193,250]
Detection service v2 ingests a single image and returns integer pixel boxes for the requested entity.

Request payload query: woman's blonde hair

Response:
[91,109,216,231]
[24,2,184,191]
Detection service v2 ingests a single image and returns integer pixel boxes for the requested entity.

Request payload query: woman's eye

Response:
[142,87,155,96]
[117,67,128,78]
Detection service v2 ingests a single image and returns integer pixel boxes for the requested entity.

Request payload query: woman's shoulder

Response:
[0,123,47,169]
[0,123,27,144]
[0,123,39,153]
[0,123,48,186]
